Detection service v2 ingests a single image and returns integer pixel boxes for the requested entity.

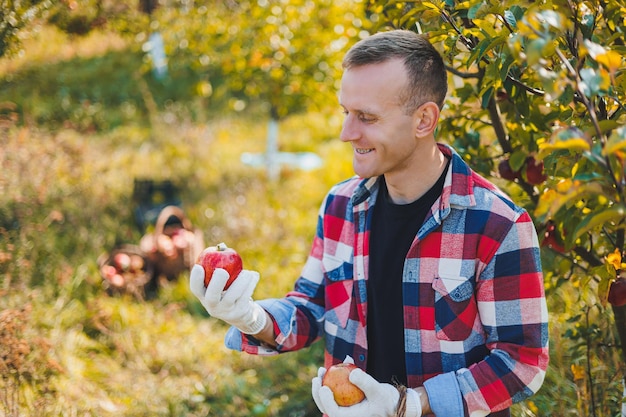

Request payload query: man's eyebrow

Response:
[339,104,379,115]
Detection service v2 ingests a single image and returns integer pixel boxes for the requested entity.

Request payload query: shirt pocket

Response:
[432,275,477,341]
[323,255,354,329]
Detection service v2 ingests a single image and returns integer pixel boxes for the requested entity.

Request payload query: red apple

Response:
[196,242,243,289]
[110,273,125,287]
[608,278,626,307]
[113,252,131,271]
[496,90,509,102]
[129,254,145,272]
[498,158,520,181]
[541,222,565,253]
[525,157,547,185]
[157,234,176,258]
[171,228,189,249]
[102,265,117,280]
[322,363,365,407]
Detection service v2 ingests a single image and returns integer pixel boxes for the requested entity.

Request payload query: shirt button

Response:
[358,354,365,362]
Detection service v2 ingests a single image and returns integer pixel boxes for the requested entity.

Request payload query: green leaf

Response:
[503,9,517,29]
[509,150,527,171]
[602,125,626,157]
[481,87,494,109]
[567,204,626,247]
[580,12,595,39]
[536,10,563,31]
[468,1,484,19]
[508,5,524,22]
[588,119,622,138]
[597,267,613,307]
[579,67,611,97]
[525,38,546,66]
[499,52,515,82]
[556,84,575,106]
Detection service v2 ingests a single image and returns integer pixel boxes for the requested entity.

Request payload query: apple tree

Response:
[149,0,367,178]
[363,0,625,414]
[0,0,56,58]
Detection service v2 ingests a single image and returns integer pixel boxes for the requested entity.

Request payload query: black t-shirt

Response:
[366,161,449,385]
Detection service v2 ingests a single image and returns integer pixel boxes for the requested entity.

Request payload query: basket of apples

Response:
[139,205,205,281]
[98,244,154,298]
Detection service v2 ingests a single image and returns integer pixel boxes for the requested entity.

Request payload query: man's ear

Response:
[414,102,440,138]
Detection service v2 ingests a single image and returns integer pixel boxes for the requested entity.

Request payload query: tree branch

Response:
[445,65,481,79]
[574,246,603,267]
[486,96,512,154]
[504,75,545,96]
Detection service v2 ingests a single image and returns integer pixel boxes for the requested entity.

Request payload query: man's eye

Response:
[359,114,376,123]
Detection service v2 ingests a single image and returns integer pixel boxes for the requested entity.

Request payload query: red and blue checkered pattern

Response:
[226,144,548,416]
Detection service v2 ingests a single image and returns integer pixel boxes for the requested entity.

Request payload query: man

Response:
[190,29,549,416]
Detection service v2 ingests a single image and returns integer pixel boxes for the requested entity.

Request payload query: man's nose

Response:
[340,114,360,142]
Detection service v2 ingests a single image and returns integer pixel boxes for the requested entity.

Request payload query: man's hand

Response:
[189,265,267,335]
[311,362,422,417]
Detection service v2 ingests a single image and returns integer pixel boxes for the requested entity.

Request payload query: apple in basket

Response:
[103,265,125,287]
[322,363,366,406]
[129,254,145,272]
[156,234,177,258]
[113,252,131,271]
[102,265,117,280]
[196,242,243,289]
[171,228,190,249]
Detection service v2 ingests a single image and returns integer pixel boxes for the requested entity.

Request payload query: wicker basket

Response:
[139,205,205,281]
[98,244,155,299]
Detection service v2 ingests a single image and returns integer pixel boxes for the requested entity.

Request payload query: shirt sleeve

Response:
[225,203,329,355]
[224,283,327,353]
[427,211,549,416]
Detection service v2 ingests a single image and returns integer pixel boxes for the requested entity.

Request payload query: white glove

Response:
[311,358,422,417]
[189,265,267,335]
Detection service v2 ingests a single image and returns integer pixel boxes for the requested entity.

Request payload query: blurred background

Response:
[1,0,625,416]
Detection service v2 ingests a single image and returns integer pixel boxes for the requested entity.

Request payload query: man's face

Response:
[339,58,422,180]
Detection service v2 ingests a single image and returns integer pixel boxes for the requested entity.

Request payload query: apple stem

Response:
[216,242,228,251]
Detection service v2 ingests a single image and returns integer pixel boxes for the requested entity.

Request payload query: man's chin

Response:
[352,165,377,179]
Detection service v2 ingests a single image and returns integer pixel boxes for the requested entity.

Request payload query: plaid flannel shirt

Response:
[225,143,549,416]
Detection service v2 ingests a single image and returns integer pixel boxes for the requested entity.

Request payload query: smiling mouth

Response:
[355,148,374,154]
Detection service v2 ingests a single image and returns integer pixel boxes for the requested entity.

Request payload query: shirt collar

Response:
[351,143,476,208]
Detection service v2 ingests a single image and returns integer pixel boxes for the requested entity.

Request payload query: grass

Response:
[0,108,344,416]
[0,24,350,416]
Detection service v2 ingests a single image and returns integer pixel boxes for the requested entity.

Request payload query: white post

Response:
[266,118,279,181]
[240,117,322,176]
[146,32,168,80]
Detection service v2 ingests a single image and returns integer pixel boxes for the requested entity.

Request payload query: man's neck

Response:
[384,144,447,205]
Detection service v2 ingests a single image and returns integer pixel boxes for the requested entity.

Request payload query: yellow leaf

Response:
[538,138,590,160]
[534,189,556,218]
[421,2,442,11]
[595,50,622,73]
[556,178,575,193]
[571,364,585,381]
[606,248,622,271]
[603,126,626,157]
[535,180,603,221]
